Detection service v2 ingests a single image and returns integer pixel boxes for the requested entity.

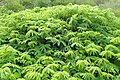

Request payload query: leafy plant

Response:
[51,71,70,80]
[0,4,120,80]
[76,60,89,72]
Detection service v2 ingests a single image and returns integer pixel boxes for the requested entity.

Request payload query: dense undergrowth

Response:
[0,4,120,80]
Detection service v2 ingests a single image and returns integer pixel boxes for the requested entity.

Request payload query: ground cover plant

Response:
[0,4,120,80]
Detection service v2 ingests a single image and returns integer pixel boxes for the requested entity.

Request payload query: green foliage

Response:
[0,67,16,80]
[0,45,19,66]
[5,0,25,11]
[24,71,41,80]
[76,60,89,72]
[0,4,120,80]
[105,44,119,53]
[73,72,95,80]
[100,0,120,17]
[51,71,70,80]
[1,0,120,17]
[100,50,114,59]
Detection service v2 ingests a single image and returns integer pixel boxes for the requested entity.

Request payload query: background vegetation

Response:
[0,0,120,17]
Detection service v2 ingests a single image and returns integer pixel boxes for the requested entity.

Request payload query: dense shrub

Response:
[0,4,120,80]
